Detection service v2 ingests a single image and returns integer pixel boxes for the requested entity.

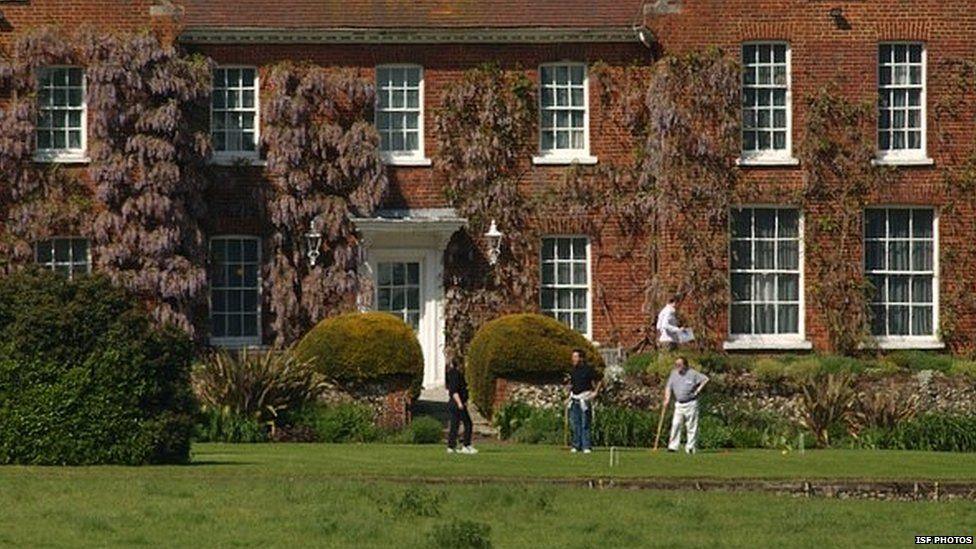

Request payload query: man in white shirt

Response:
[656,293,685,350]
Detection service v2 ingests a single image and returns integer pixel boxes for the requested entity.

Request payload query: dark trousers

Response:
[448,400,473,448]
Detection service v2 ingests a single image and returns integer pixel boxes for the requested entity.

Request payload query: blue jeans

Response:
[569,400,591,451]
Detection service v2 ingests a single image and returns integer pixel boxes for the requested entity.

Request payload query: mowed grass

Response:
[1,475,975,547]
[2,444,976,547]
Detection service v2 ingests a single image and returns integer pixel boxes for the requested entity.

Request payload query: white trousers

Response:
[668,400,699,452]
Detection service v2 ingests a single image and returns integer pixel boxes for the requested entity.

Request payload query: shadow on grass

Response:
[186,460,251,466]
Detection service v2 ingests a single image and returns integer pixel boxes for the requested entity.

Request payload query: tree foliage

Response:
[434,65,537,366]
[799,87,891,353]
[262,62,387,345]
[641,49,741,348]
[0,28,214,335]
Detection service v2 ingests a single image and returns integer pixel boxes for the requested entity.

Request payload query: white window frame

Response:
[724,206,811,351]
[533,62,597,166]
[34,237,91,280]
[875,43,932,166]
[374,259,424,331]
[375,64,430,167]
[209,235,263,349]
[540,235,593,339]
[864,206,942,350]
[210,66,261,165]
[739,42,798,166]
[34,66,88,163]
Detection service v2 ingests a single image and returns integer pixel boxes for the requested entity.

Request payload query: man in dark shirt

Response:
[446,363,476,454]
[567,349,599,454]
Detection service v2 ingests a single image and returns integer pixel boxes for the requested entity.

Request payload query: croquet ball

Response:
[781,450,788,455]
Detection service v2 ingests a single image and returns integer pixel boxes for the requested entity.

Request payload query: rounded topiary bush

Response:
[294,312,423,388]
[466,313,604,416]
[0,270,195,465]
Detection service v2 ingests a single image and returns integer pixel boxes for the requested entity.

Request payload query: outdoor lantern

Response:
[484,219,503,266]
[304,219,323,267]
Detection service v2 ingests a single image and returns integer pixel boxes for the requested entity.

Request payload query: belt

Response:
[677,397,697,404]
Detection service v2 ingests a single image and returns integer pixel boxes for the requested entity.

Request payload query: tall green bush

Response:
[0,271,195,465]
[294,312,423,391]
[465,314,604,416]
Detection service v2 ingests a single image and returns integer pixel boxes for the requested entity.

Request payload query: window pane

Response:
[866,241,886,271]
[778,210,799,237]
[912,276,933,303]
[912,209,933,237]
[755,304,776,334]
[754,274,776,302]
[778,305,799,334]
[731,273,751,302]
[889,210,910,237]
[889,275,910,303]
[755,241,775,269]
[866,210,886,238]
[777,240,799,270]
[731,209,751,238]
[912,241,933,271]
[911,306,933,336]
[888,241,910,271]
[731,304,752,334]
[731,240,752,269]
[888,306,909,335]
[778,274,799,301]
[755,209,776,237]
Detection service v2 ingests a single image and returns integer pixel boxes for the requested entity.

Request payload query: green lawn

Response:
[2,443,976,547]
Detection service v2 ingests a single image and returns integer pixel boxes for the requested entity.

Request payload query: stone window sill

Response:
[382,155,433,167]
[737,156,800,167]
[532,154,598,166]
[210,154,265,167]
[723,337,813,351]
[873,337,944,350]
[34,151,90,164]
[871,156,934,167]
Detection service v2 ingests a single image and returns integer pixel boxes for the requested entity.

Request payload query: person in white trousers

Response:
[663,356,709,453]
[656,293,690,351]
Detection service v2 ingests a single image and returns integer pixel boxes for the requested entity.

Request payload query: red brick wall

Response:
[0,1,157,49]
[644,1,976,352]
[5,1,976,354]
[191,41,654,347]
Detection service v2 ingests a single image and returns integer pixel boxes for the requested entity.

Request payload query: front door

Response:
[371,252,445,389]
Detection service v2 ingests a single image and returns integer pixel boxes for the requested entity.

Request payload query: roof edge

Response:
[178,26,640,45]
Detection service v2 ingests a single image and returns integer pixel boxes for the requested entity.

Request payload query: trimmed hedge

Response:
[466,313,604,416]
[0,271,195,465]
[623,350,974,380]
[294,312,423,387]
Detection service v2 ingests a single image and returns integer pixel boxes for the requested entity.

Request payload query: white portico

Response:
[353,209,465,389]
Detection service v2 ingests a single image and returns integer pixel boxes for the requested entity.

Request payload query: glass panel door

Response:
[376,261,422,330]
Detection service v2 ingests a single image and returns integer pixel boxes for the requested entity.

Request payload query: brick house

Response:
[2,1,975,389]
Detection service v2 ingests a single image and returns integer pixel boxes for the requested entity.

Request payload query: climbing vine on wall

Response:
[0,27,213,335]
[798,87,891,354]
[434,64,537,366]
[262,62,387,345]
[640,49,741,349]
[933,58,976,351]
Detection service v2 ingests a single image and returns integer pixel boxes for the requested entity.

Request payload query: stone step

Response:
[414,387,497,439]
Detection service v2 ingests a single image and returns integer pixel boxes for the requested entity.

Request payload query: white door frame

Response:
[354,211,465,390]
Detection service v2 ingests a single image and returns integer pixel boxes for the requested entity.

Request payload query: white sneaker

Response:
[447,447,456,454]
[583,449,592,454]
[461,446,478,454]
[570,448,578,453]
[685,448,696,455]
